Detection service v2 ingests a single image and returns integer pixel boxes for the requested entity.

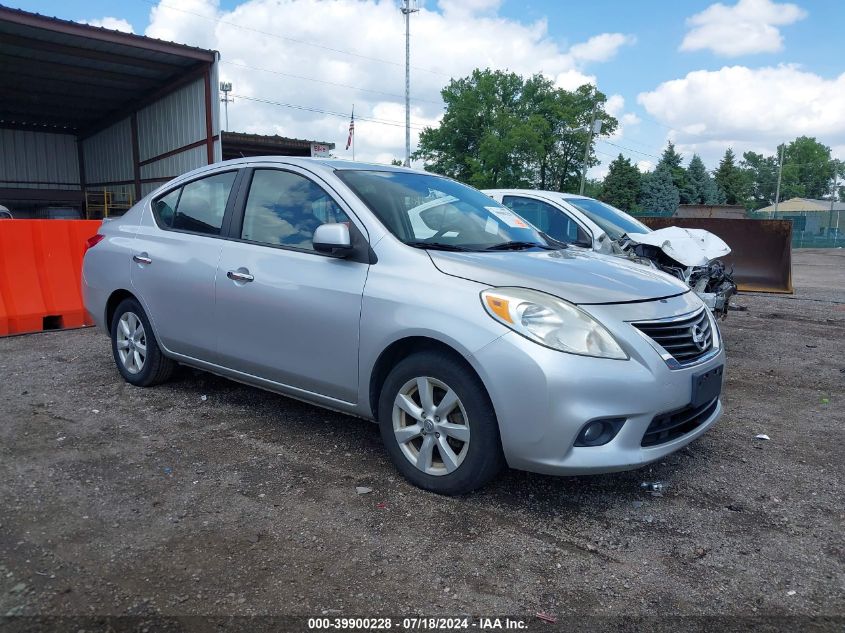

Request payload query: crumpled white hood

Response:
[626,227,731,267]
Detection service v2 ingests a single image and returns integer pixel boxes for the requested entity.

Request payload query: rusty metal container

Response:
[639,217,793,294]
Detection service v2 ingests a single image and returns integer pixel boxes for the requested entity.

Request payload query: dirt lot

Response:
[1,249,843,628]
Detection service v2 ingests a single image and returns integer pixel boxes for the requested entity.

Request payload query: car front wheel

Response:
[110,298,174,387]
[378,351,504,495]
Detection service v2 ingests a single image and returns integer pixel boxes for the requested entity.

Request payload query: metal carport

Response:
[0,6,221,218]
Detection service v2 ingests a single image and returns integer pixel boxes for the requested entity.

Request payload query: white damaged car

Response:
[484,189,737,318]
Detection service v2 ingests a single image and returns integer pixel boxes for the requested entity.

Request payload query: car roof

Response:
[214,156,420,174]
[147,156,442,200]
[483,188,594,201]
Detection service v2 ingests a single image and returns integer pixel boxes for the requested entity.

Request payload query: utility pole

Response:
[773,142,784,216]
[829,170,838,245]
[220,82,234,131]
[579,104,601,196]
[401,0,418,167]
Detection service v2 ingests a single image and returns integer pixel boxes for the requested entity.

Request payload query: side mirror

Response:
[313,223,354,257]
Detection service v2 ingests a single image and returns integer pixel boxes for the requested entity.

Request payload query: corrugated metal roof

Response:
[0,5,216,133]
[221,132,335,160]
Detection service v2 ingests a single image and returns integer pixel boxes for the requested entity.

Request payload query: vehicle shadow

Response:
[163,364,713,518]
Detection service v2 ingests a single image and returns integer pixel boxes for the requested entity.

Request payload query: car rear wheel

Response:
[110,298,174,387]
[378,351,504,495]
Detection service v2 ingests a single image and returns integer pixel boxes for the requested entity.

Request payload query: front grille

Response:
[641,398,719,447]
[632,309,713,364]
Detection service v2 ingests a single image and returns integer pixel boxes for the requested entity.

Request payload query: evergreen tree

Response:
[638,164,679,214]
[714,148,749,205]
[703,177,727,204]
[686,154,723,204]
[657,141,692,204]
[599,154,641,211]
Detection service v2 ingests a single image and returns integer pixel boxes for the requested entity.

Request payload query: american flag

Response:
[345,109,355,150]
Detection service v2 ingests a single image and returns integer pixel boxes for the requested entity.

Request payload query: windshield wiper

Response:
[405,241,474,252]
[484,241,555,251]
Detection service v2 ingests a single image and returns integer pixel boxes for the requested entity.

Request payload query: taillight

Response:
[86,234,105,251]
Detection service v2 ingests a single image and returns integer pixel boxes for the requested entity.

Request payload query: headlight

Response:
[481,287,628,359]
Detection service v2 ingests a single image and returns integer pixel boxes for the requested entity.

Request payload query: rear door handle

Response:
[133,254,152,265]
[227,270,254,283]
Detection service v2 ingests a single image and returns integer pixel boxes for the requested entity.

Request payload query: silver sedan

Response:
[82,158,725,494]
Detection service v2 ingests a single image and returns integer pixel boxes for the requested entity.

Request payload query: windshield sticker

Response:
[486,206,528,229]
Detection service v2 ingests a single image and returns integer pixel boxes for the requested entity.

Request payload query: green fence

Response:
[748,209,844,248]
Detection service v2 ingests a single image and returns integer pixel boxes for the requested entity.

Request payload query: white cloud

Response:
[680,0,807,57]
[603,95,640,140]
[80,17,134,33]
[143,0,628,164]
[636,160,655,173]
[553,69,597,91]
[146,0,221,50]
[638,64,845,167]
[570,33,636,64]
[437,0,503,17]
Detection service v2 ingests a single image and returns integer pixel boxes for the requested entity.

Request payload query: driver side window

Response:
[241,169,350,250]
[502,195,591,246]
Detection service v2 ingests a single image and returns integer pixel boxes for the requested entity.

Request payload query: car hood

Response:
[429,247,690,305]
[626,227,731,267]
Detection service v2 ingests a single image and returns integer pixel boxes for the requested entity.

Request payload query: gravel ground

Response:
[0,249,843,630]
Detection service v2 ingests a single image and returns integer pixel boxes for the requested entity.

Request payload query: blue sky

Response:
[11,0,845,173]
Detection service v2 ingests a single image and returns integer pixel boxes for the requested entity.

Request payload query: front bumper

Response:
[472,292,725,476]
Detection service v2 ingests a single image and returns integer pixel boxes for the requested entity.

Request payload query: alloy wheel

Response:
[392,376,470,476]
[115,311,147,375]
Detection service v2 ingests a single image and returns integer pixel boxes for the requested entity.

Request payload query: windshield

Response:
[565,197,651,241]
[337,170,550,251]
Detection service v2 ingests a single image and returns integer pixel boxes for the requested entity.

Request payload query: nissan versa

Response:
[82,158,725,494]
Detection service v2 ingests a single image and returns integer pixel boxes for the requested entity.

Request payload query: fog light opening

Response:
[574,418,625,447]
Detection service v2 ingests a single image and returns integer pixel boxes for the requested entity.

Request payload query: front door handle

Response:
[133,254,152,265]
[227,269,254,283]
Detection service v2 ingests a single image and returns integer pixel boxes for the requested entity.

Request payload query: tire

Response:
[110,297,175,387]
[378,350,505,495]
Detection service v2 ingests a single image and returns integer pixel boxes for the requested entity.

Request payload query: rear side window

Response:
[240,169,350,250]
[153,171,237,236]
[153,189,180,228]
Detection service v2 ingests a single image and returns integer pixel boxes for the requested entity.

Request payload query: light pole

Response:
[773,143,784,216]
[220,82,233,131]
[579,108,602,196]
[400,0,418,167]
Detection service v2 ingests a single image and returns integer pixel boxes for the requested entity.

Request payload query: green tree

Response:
[703,176,727,205]
[741,151,779,209]
[657,141,692,203]
[413,69,617,191]
[686,154,724,204]
[780,136,837,200]
[599,154,641,211]
[537,84,617,193]
[638,164,679,214]
[714,148,749,205]
[413,69,529,188]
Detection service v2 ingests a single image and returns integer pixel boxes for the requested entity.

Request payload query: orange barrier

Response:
[0,220,102,336]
